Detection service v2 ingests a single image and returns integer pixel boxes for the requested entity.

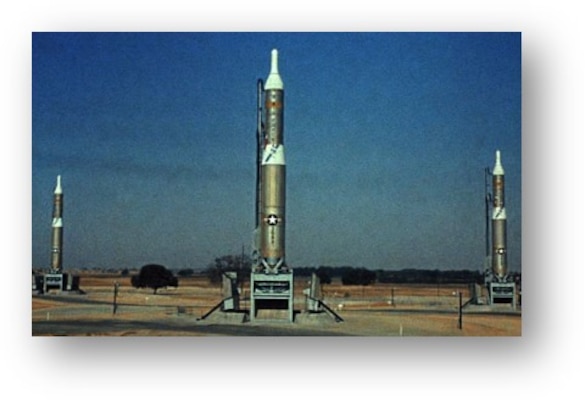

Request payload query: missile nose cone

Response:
[271,49,279,74]
[493,150,505,175]
[265,48,284,90]
[54,175,63,194]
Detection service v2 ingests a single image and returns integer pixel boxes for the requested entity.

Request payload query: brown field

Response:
[32,273,521,336]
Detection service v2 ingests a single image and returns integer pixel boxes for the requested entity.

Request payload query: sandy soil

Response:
[32,273,521,336]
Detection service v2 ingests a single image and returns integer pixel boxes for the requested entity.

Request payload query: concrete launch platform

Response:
[33,272,82,294]
[249,272,294,322]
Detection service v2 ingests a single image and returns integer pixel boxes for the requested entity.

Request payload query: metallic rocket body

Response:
[258,49,286,273]
[50,175,63,273]
[491,151,507,281]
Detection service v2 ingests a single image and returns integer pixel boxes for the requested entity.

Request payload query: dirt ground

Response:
[31,273,521,336]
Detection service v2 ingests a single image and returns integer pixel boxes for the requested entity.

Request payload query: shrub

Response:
[131,264,178,294]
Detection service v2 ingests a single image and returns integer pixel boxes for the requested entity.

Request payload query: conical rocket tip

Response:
[55,175,62,194]
[270,49,279,73]
[265,48,283,90]
[493,150,505,176]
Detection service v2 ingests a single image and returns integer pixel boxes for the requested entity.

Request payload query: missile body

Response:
[50,175,63,273]
[491,151,507,281]
[258,49,286,274]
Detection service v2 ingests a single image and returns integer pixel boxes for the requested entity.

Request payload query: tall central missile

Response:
[50,175,63,273]
[491,150,507,281]
[258,49,286,274]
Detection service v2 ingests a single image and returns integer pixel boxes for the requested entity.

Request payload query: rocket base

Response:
[488,281,517,309]
[33,273,82,294]
[250,271,294,322]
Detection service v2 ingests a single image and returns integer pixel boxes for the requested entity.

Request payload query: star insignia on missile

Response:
[266,214,279,225]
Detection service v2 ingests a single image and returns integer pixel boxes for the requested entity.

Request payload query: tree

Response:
[131,264,178,294]
[316,266,332,285]
[204,254,251,285]
[177,268,194,277]
[341,267,376,286]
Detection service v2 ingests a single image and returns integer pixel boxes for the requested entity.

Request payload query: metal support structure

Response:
[113,281,119,314]
[221,272,240,311]
[489,282,517,309]
[304,273,322,312]
[250,271,294,322]
[458,291,463,329]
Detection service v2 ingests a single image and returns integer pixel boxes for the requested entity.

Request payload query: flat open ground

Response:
[32,273,521,336]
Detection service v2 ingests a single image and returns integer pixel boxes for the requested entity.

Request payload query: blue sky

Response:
[32,32,521,272]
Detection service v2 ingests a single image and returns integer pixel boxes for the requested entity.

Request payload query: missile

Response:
[258,49,286,274]
[50,175,63,273]
[491,150,507,281]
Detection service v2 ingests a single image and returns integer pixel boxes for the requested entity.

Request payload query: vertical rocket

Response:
[50,175,63,273]
[491,151,507,281]
[256,49,287,274]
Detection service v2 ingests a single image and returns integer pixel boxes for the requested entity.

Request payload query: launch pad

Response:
[33,273,81,294]
[250,271,294,322]
[200,271,343,323]
[488,281,517,308]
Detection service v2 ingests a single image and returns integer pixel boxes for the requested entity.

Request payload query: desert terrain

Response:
[32,273,521,336]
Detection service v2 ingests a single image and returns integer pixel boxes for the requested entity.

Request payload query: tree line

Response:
[200,254,511,286]
[291,266,484,285]
[123,255,521,294]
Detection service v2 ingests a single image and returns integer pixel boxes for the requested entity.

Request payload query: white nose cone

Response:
[54,175,63,194]
[493,150,505,176]
[264,49,284,90]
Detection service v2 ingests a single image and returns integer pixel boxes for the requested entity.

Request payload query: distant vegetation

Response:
[203,254,251,285]
[293,266,520,286]
[340,267,377,286]
[199,254,505,286]
[177,268,195,277]
[131,264,178,294]
[292,266,487,285]
[376,269,483,284]
[62,257,521,288]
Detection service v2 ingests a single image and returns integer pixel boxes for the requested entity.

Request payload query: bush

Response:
[177,268,194,277]
[204,254,251,285]
[131,264,178,294]
[316,266,332,284]
[341,267,376,286]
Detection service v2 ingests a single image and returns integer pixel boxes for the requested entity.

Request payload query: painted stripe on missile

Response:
[266,101,282,109]
[52,218,63,228]
[492,207,507,220]
[261,144,285,165]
